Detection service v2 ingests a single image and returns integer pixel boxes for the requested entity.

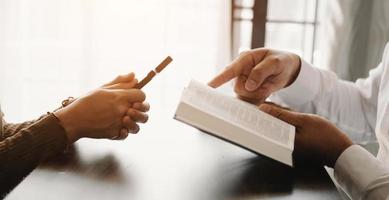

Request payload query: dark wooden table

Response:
[5,113,340,200]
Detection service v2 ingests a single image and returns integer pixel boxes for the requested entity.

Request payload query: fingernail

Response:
[245,80,257,91]
[259,104,271,112]
[122,132,129,140]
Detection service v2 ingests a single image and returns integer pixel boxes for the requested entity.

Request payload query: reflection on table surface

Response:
[6,114,340,200]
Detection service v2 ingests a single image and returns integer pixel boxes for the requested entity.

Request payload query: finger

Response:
[122,116,140,133]
[237,95,263,105]
[208,51,255,88]
[117,128,129,140]
[111,128,127,140]
[120,89,146,103]
[208,49,269,88]
[234,75,264,105]
[262,101,293,111]
[255,81,278,101]
[208,66,238,88]
[105,78,138,89]
[245,76,284,104]
[104,72,135,86]
[127,108,149,123]
[130,124,140,134]
[245,58,281,91]
[259,104,301,125]
[132,102,150,112]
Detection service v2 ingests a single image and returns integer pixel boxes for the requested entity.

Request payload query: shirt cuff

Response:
[334,145,389,199]
[272,59,321,106]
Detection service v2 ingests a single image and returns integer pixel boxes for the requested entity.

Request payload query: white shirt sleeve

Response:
[270,60,382,142]
[335,145,389,200]
[269,59,389,199]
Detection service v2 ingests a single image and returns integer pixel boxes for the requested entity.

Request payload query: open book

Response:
[174,80,295,166]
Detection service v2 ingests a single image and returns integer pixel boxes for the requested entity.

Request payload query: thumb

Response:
[104,72,135,87]
[259,104,301,126]
[105,78,138,90]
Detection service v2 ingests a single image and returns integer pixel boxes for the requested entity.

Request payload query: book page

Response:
[181,80,294,149]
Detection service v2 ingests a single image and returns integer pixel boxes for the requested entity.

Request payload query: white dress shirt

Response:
[271,43,389,200]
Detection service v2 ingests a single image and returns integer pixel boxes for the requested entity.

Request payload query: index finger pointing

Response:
[208,51,257,88]
[208,66,237,88]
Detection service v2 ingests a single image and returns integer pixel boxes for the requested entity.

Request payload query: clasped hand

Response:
[55,72,149,143]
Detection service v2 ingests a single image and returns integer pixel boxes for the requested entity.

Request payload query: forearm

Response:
[0,114,68,194]
[2,115,47,138]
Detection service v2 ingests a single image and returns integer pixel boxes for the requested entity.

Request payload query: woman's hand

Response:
[101,72,150,139]
[54,72,149,143]
[55,88,146,143]
[259,103,353,167]
[208,49,301,105]
[120,101,150,139]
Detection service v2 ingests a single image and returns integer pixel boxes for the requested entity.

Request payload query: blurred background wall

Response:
[0,0,231,122]
[321,0,389,81]
[1,0,389,122]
